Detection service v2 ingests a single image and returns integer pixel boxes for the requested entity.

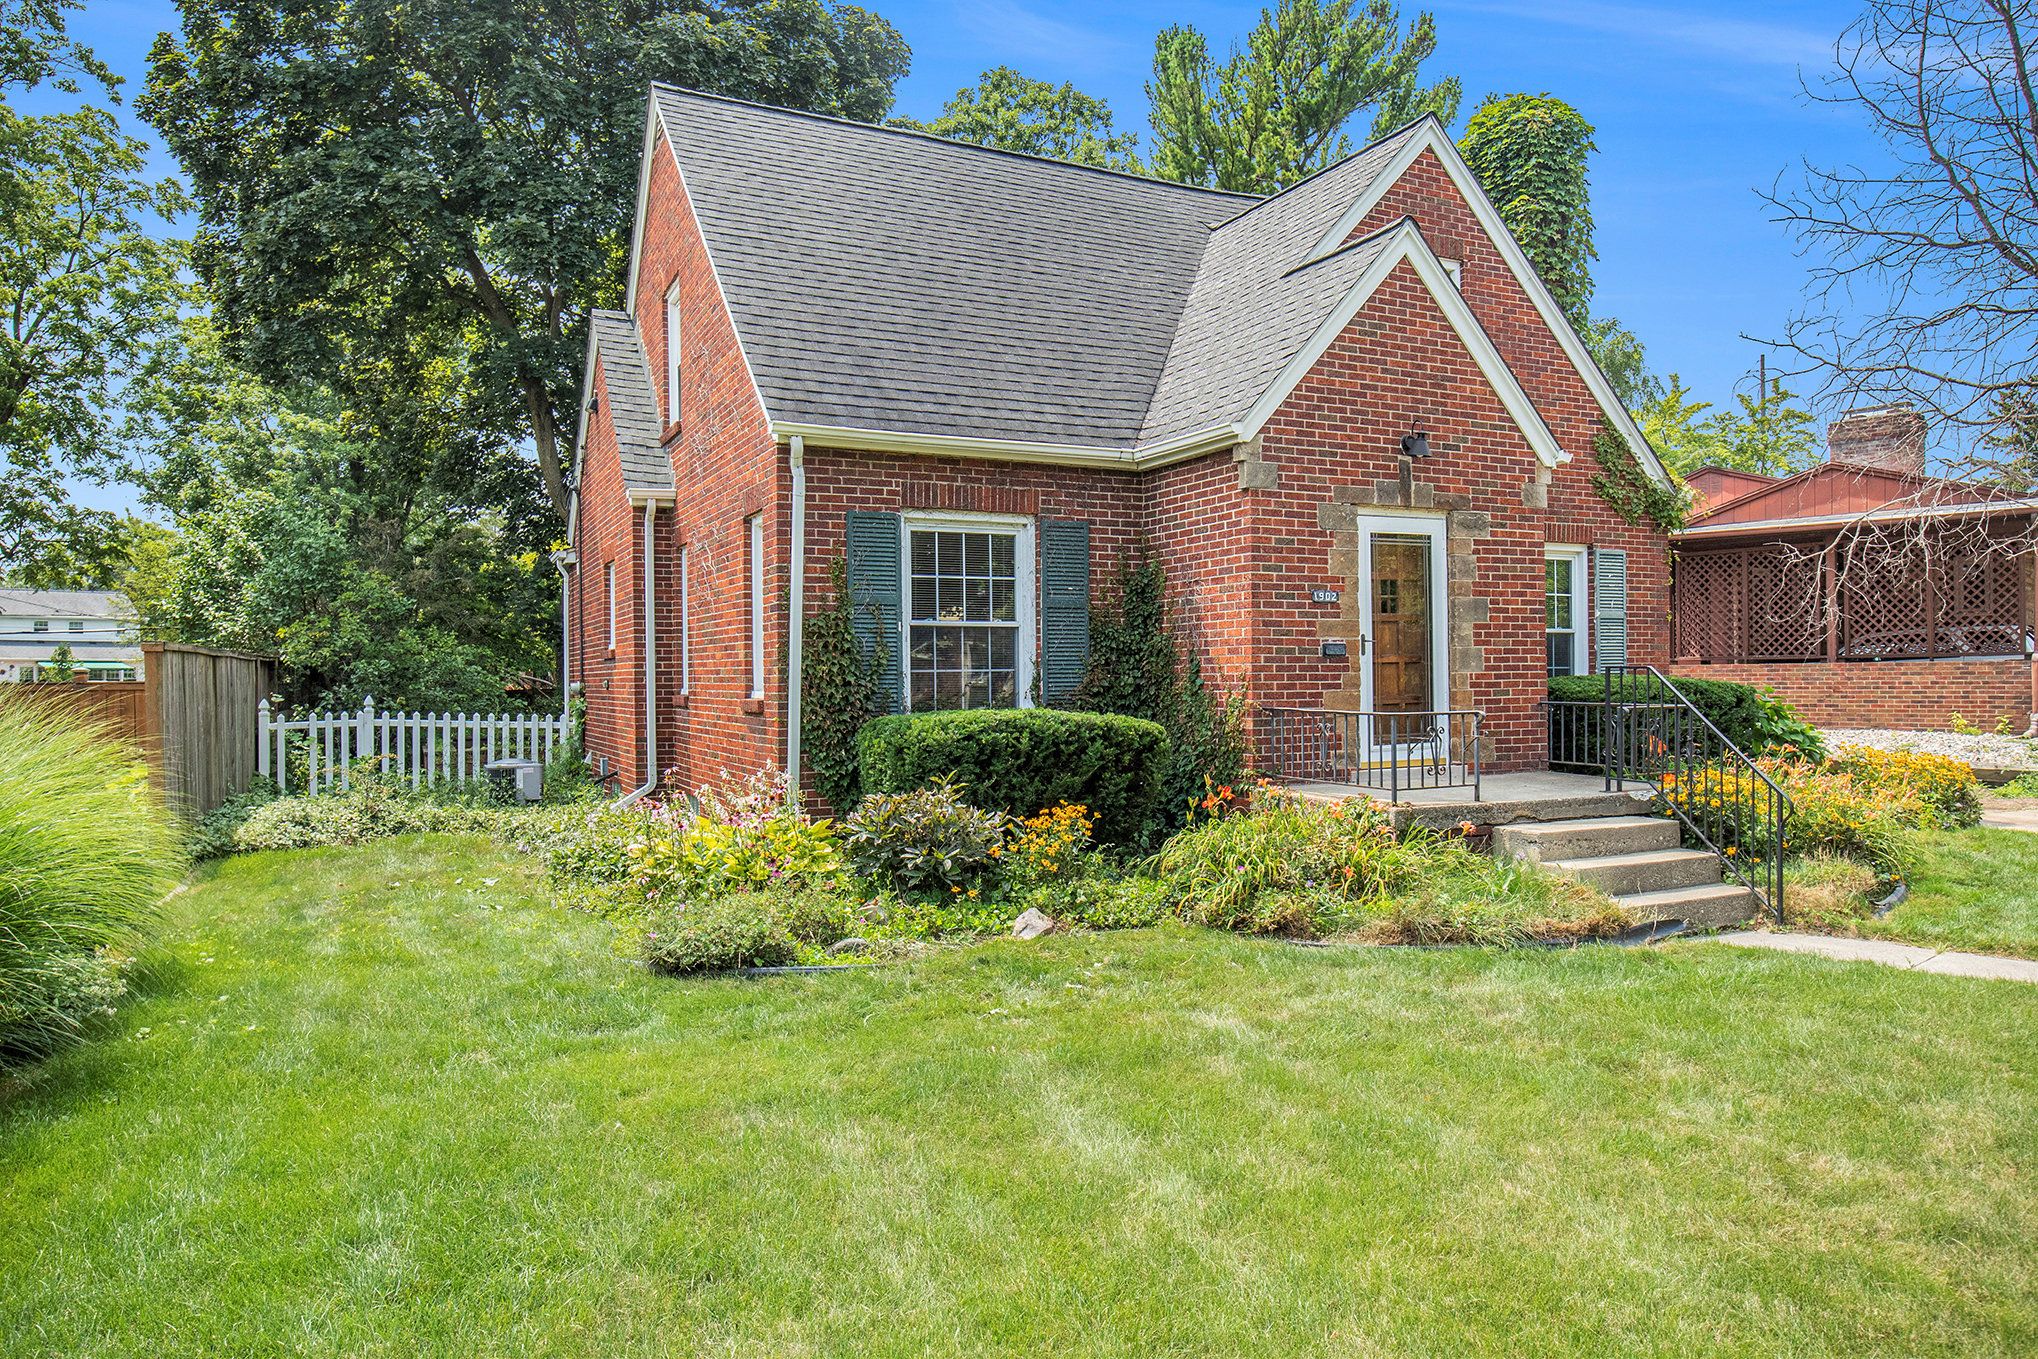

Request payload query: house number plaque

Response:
[1311,587,1341,604]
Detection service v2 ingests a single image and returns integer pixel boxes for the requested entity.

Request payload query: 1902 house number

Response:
[1311,587,1341,604]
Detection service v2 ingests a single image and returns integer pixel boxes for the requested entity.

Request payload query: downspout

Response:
[615,499,660,806]
[787,434,806,801]
[549,548,577,719]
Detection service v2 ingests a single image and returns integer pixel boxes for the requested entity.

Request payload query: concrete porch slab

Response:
[1288,771,1656,830]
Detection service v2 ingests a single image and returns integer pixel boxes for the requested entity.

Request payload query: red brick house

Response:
[565,88,1677,800]
[1672,404,2038,732]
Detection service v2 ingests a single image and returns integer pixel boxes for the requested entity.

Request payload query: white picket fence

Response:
[258,697,569,796]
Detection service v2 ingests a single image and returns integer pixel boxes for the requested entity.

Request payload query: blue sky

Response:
[37,0,1877,511]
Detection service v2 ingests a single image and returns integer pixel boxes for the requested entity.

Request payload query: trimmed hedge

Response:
[857,708,1167,845]
[1548,674,1765,754]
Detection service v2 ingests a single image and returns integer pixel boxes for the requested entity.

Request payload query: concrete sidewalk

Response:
[1712,931,2038,983]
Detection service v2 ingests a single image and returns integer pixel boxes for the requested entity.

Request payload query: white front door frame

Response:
[1352,511,1451,737]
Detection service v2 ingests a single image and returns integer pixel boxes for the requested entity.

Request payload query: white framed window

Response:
[664,278,683,423]
[605,561,616,651]
[679,544,692,694]
[1545,546,1589,677]
[32,619,48,633]
[903,512,1035,711]
[67,620,83,633]
[747,514,764,698]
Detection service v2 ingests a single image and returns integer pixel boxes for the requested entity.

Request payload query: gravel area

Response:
[1824,727,2038,771]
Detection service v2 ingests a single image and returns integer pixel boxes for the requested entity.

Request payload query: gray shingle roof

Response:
[652,88,1254,449]
[589,310,673,492]
[644,91,1451,452]
[0,589,130,619]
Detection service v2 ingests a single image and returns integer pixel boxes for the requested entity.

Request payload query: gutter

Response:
[615,498,667,807]
[787,435,806,803]
[767,420,1243,472]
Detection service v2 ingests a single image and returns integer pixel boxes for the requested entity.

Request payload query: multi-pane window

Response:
[67,620,84,633]
[31,619,48,633]
[747,514,764,698]
[908,528,1019,710]
[1546,555,1580,676]
[664,280,683,422]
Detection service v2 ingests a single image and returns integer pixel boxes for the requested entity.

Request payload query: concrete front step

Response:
[1545,847,1722,896]
[1390,791,1653,832]
[1494,814,1680,864]
[1617,882,1759,928]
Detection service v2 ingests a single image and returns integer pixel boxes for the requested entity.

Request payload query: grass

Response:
[1864,827,2038,958]
[3,835,2036,1357]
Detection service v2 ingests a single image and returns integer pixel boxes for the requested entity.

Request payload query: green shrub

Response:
[641,893,798,974]
[857,708,1166,845]
[229,778,571,854]
[842,775,1007,894]
[543,802,665,889]
[1072,558,1248,843]
[626,806,842,904]
[188,780,279,860]
[1026,875,1172,931]
[1751,687,1826,760]
[1548,674,1768,755]
[0,706,184,1067]
[801,557,887,811]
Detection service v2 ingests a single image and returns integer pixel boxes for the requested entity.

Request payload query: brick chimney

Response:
[1826,402,1927,473]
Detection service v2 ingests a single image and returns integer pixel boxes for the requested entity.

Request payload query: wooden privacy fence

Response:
[0,643,273,815]
[259,697,568,795]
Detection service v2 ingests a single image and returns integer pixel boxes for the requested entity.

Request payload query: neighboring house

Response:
[0,590,143,683]
[565,88,1677,799]
[1671,404,2038,731]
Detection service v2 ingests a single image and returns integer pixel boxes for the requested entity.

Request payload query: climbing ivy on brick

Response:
[801,557,886,811]
[1590,418,1684,533]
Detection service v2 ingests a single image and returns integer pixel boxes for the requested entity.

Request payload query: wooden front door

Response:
[1368,533,1433,716]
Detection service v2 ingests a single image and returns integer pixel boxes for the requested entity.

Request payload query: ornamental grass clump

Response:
[0,705,184,1068]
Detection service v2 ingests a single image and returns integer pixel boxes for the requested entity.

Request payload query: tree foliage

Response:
[1146,0,1458,194]
[1635,375,1727,478]
[127,317,558,710]
[1766,0,2038,436]
[1457,92,1595,330]
[896,66,1140,171]
[0,1,186,577]
[141,0,911,522]
[1637,374,1818,480]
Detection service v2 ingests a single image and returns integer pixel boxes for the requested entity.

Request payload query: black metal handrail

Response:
[1259,707,1483,800]
[1553,665,1790,922]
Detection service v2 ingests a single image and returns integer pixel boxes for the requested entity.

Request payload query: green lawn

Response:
[1869,827,2038,958]
[4,835,2036,1358]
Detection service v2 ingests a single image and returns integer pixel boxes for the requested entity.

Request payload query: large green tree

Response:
[0,0,186,576]
[1147,0,1458,194]
[1457,92,1595,330]
[141,0,910,523]
[896,66,1140,170]
[126,315,558,709]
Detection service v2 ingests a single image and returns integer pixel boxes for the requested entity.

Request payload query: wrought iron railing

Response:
[1548,666,1789,921]
[1259,707,1482,800]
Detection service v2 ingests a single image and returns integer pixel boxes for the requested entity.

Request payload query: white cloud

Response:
[953,0,1140,73]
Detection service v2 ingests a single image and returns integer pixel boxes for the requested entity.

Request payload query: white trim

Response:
[678,543,692,695]
[1543,544,1589,678]
[1239,221,1567,468]
[1673,498,2038,538]
[768,419,1245,472]
[1302,117,1672,488]
[899,510,1036,711]
[747,512,765,699]
[1352,513,1449,730]
[663,277,684,422]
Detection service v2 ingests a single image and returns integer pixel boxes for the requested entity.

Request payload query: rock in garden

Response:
[1012,909,1058,940]
[827,937,871,956]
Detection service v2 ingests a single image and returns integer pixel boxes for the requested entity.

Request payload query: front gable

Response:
[1302,120,1671,488]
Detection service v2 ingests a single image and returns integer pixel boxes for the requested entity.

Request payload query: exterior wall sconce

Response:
[1401,419,1432,458]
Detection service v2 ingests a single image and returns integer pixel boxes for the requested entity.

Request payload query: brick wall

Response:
[570,359,646,789]
[1674,660,2036,732]
[573,127,1679,792]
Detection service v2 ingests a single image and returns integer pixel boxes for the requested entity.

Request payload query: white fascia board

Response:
[1304,120,1673,489]
[1673,499,2038,538]
[621,101,662,316]
[771,420,1245,471]
[1236,220,1566,469]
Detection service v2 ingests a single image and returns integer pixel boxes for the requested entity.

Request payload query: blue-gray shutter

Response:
[846,511,904,713]
[1593,547,1629,672]
[1040,520,1091,703]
